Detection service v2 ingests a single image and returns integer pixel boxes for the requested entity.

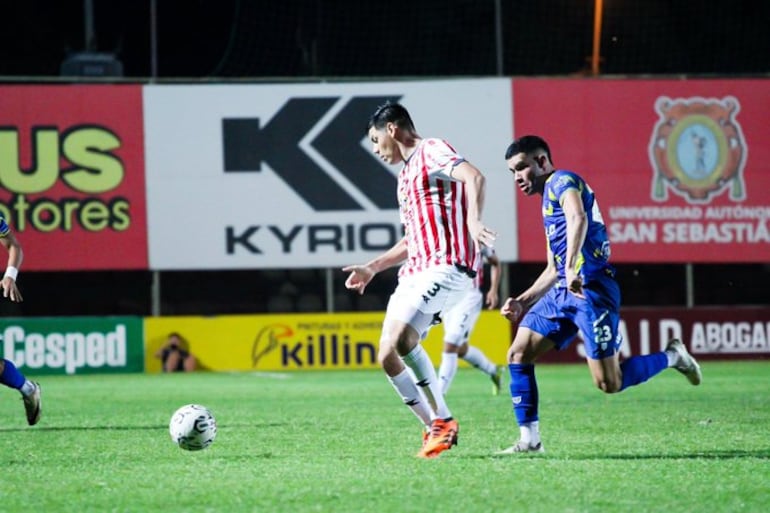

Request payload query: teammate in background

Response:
[343,102,496,458]
[497,135,701,454]
[0,215,42,426]
[437,246,504,396]
[155,332,198,373]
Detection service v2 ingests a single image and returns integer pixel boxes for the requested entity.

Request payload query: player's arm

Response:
[561,189,588,298]
[515,248,557,308]
[450,161,497,248]
[0,229,24,302]
[485,252,502,309]
[342,237,407,295]
[362,236,408,274]
[501,249,557,321]
[155,340,173,358]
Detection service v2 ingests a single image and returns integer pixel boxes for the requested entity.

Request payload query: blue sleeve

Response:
[549,171,582,204]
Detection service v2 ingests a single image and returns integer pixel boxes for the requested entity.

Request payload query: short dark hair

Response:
[504,135,553,164]
[367,102,416,132]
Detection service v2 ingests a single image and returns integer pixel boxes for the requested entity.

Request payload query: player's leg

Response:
[578,281,700,392]
[0,358,41,425]
[586,340,700,393]
[398,323,447,419]
[578,303,629,393]
[586,342,701,392]
[437,293,475,395]
[458,341,498,376]
[394,265,472,457]
[438,340,460,395]
[182,354,197,372]
[379,303,433,431]
[386,315,458,458]
[497,289,572,454]
[459,344,503,395]
[164,350,182,373]
[446,289,502,393]
[496,326,555,454]
[379,270,468,446]
[458,325,504,396]
[395,267,471,415]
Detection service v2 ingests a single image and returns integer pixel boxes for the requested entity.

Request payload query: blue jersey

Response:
[541,170,614,288]
[0,215,9,237]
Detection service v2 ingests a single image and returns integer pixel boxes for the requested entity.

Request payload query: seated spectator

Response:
[155,332,197,372]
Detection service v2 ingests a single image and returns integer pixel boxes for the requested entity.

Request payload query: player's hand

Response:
[1,277,22,303]
[485,290,499,309]
[500,297,524,322]
[468,219,497,248]
[566,269,585,299]
[342,264,375,295]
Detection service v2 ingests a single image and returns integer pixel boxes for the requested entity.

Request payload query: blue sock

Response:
[508,363,539,424]
[619,352,668,391]
[0,359,26,390]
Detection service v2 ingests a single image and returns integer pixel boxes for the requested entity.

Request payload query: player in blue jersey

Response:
[496,135,701,454]
[0,215,42,426]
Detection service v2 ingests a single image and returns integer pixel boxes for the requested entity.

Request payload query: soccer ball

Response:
[168,404,217,451]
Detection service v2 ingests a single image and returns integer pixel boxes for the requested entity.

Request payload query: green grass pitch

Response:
[1,361,768,512]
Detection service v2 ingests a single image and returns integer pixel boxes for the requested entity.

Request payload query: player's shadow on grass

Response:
[485,449,770,460]
[0,422,289,433]
[589,449,770,460]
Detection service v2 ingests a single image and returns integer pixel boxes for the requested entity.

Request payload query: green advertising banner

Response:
[0,317,144,375]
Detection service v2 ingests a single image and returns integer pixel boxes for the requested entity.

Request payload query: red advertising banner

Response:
[512,78,770,263]
[0,85,147,270]
[538,307,770,363]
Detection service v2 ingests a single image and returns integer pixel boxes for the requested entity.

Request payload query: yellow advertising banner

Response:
[144,311,511,373]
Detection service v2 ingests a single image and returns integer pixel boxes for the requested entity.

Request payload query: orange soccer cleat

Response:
[416,418,459,458]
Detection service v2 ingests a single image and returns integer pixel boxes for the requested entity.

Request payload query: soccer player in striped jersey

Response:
[497,135,701,454]
[437,246,504,396]
[343,102,496,458]
[0,215,42,426]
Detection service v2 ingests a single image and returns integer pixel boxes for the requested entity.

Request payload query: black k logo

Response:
[222,96,401,211]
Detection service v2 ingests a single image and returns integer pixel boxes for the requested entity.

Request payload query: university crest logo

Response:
[648,96,747,203]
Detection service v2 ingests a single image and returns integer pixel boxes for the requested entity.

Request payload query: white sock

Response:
[387,369,432,428]
[462,345,497,375]
[19,380,36,397]
[438,352,458,395]
[402,344,451,419]
[519,421,540,446]
[665,349,678,367]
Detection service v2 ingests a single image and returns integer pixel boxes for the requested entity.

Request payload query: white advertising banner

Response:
[144,79,516,269]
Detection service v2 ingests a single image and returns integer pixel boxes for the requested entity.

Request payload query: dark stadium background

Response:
[2,0,768,78]
[0,0,768,316]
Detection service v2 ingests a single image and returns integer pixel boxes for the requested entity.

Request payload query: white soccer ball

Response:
[169,404,217,451]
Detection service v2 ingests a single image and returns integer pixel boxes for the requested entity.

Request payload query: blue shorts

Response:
[519,277,622,360]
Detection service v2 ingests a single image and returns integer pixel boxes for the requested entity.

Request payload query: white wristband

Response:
[4,266,18,281]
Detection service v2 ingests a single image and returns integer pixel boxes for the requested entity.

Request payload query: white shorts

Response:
[384,265,473,338]
[441,287,483,346]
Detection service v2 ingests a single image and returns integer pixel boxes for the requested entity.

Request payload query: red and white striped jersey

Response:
[397,138,478,277]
